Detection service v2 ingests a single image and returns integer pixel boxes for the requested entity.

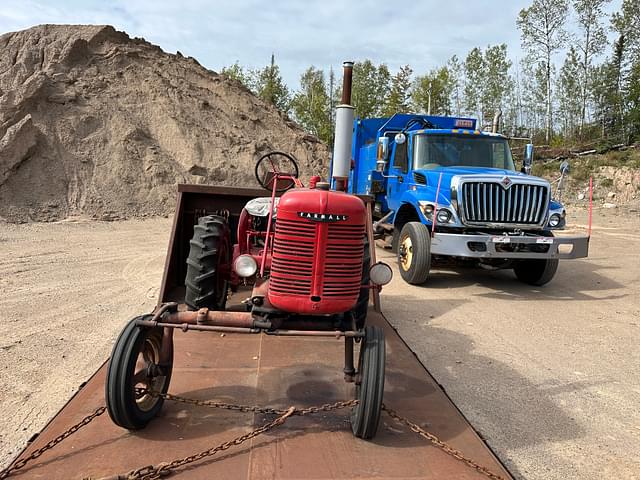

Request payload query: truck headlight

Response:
[419,202,434,219]
[436,209,452,224]
[548,213,561,228]
[369,262,393,285]
[234,254,258,277]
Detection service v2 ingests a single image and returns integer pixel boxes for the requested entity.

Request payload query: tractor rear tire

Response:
[350,325,385,439]
[185,215,230,311]
[353,238,371,330]
[397,222,431,285]
[106,316,173,430]
[514,258,559,286]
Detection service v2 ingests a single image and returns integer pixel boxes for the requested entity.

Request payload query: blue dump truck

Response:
[344,113,589,286]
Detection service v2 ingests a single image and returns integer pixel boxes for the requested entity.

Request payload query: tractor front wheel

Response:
[106,316,173,430]
[350,326,385,439]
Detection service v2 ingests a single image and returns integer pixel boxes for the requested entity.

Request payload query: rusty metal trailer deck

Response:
[10,306,512,479]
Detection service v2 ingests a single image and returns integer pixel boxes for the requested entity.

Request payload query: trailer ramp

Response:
[10,307,511,480]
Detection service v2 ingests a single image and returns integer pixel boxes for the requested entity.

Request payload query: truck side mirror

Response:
[522,143,534,175]
[376,137,389,172]
[560,160,570,175]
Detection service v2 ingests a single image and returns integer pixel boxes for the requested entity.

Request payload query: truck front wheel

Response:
[513,258,559,286]
[397,222,431,285]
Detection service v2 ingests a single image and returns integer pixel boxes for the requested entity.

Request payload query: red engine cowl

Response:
[268,188,366,315]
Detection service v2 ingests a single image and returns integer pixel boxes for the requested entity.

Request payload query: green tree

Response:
[626,60,640,139]
[447,55,464,116]
[520,59,550,141]
[612,0,640,54]
[464,47,485,123]
[612,0,640,140]
[290,67,333,144]
[220,61,251,88]
[592,35,627,138]
[573,0,611,137]
[346,60,391,118]
[517,0,569,143]
[557,46,582,137]
[253,54,290,112]
[482,44,513,126]
[382,65,413,116]
[411,67,452,116]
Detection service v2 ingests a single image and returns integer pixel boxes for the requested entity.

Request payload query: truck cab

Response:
[347,113,589,286]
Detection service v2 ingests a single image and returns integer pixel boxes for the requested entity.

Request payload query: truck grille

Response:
[460,182,549,225]
[270,219,364,300]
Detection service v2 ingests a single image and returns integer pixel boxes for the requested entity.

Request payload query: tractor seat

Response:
[244,197,280,217]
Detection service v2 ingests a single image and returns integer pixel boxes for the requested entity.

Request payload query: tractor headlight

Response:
[234,254,258,277]
[436,209,452,224]
[369,262,393,286]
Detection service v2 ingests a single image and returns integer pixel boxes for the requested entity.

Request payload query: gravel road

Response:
[381,209,640,480]
[0,210,638,479]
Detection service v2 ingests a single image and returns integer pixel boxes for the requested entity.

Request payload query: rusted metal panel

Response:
[159,185,273,304]
[12,308,512,480]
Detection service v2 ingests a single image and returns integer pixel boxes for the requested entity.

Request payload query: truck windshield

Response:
[413,134,516,171]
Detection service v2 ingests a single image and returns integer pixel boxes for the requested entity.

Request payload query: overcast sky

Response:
[0,0,623,87]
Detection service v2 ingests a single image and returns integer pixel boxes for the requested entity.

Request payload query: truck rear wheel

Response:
[514,258,559,286]
[185,215,230,310]
[397,222,431,285]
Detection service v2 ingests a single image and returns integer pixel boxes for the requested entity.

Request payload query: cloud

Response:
[0,0,623,88]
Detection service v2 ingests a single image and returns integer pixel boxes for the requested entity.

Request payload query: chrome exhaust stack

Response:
[331,61,355,192]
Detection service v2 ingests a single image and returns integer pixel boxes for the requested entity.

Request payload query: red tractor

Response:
[105,62,393,439]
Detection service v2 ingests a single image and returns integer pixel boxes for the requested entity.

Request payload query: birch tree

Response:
[573,0,611,137]
[517,0,569,143]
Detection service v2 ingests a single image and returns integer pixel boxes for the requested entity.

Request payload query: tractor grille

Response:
[270,219,364,300]
[460,182,549,225]
[270,218,314,295]
[323,223,365,298]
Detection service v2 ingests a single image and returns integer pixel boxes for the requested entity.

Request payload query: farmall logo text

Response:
[298,212,349,222]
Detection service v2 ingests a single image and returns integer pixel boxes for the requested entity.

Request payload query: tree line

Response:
[221,0,639,148]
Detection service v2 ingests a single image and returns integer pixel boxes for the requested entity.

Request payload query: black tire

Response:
[397,222,431,285]
[106,316,173,430]
[351,326,385,439]
[514,258,559,286]
[353,238,371,330]
[184,215,230,311]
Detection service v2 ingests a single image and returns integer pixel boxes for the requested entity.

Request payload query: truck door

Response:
[386,137,410,212]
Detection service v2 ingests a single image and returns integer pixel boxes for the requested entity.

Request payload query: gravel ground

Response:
[0,217,172,468]
[0,210,639,479]
[381,208,640,480]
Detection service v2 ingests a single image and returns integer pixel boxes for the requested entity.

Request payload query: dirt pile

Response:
[0,25,330,222]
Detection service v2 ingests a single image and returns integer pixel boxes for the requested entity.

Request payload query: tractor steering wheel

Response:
[254,151,300,192]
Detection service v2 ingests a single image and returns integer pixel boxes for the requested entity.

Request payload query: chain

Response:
[142,388,358,417]
[1,390,506,480]
[0,406,106,480]
[382,404,507,480]
[95,398,359,480]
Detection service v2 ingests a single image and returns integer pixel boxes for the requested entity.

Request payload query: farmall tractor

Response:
[105,63,393,439]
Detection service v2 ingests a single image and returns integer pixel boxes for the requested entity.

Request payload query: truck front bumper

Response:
[430,232,589,260]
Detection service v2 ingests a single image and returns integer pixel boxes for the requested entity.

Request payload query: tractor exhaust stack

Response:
[332,61,355,192]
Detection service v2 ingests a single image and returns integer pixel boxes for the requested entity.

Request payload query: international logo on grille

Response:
[500,176,513,189]
[298,212,348,222]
